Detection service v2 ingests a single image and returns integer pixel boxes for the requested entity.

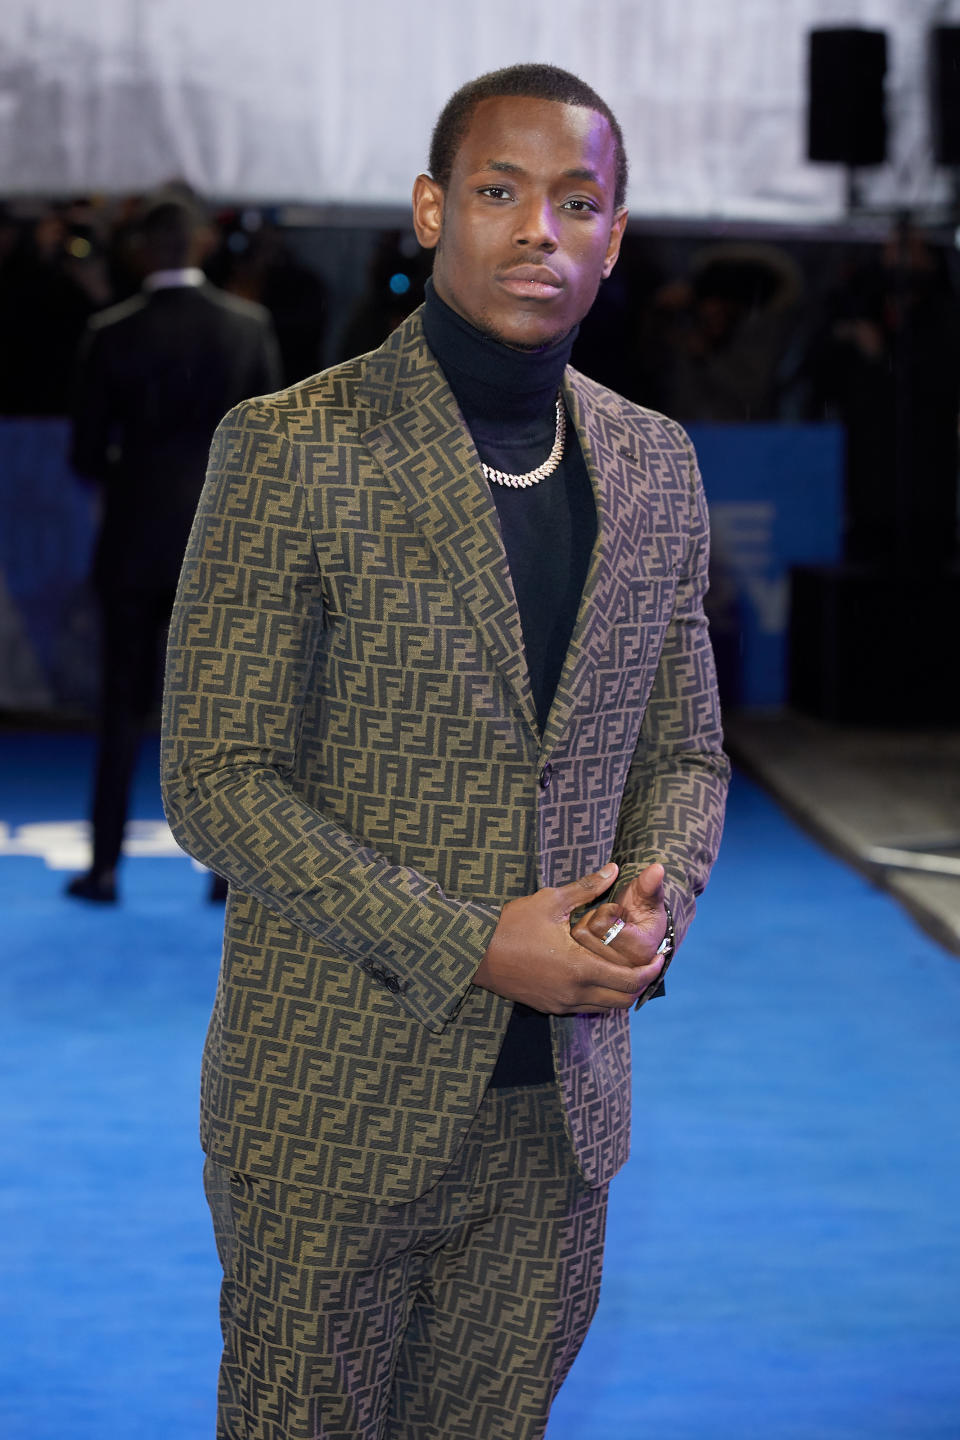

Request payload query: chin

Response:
[481,312,572,352]
[504,335,563,353]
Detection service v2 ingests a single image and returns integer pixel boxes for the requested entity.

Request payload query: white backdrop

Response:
[1,0,957,219]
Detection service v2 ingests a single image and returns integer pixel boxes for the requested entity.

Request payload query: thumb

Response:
[556,862,619,914]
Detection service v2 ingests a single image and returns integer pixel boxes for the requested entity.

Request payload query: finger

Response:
[570,903,621,940]
[562,996,633,1015]
[572,905,633,960]
[599,916,627,947]
[559,987,637,1014]
[578,953,658,997]
[554,863,618,915]
[573,902,656,957]
[563,961,666,1013]
[577,921,653,970]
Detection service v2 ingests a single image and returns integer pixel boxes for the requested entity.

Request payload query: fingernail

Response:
[598,864,616,880]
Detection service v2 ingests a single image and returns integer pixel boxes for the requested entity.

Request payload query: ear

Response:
[601,207,629,279]
[412,173,444,251]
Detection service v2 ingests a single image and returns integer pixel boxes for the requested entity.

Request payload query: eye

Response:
[562,197,600,214]
[478,184,513,201]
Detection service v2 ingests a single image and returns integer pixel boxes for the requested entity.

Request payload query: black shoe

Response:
[65,869,117,903]
[208,873,228,903]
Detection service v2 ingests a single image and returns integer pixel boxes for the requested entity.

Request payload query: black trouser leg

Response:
[89,587,173,874]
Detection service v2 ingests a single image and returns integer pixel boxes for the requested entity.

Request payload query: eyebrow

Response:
[483,160,603,184]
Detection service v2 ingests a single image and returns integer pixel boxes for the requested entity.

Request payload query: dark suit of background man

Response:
[161,65,729,1440]
[66,197,281,903]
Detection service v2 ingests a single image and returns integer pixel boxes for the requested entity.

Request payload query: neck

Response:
[422,277,576,427]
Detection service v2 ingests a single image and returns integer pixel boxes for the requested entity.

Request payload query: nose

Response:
[513,194,558,251]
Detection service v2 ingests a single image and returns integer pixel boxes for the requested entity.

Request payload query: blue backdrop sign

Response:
[0,419,844,716]
[0,419,98,713]
[688,422,844,709]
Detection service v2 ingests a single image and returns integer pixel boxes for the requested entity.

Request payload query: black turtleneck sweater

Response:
[422,280,597,1086]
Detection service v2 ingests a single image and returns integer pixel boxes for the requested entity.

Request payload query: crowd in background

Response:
[1,186,959,572]
[0,190,330,414]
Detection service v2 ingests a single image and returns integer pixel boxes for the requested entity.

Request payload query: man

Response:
[162,65,728,1440]
[67,196,281,902]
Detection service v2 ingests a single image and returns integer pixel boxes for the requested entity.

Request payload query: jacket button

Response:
[539,763,553,790]
[384,975,401,994]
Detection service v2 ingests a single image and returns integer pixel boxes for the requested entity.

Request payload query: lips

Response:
[497,264,563,300]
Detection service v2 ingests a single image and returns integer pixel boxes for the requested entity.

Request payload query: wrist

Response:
[633,899,674,1011]
[654,899,675,963]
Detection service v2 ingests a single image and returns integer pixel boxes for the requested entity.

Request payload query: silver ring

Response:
[601,917,625,946]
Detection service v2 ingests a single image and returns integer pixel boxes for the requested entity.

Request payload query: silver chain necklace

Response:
[481,395,566,490]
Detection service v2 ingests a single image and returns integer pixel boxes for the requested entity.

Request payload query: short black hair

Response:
[428,63,628,211]
[138,193,205,268]
[140,194,203,237]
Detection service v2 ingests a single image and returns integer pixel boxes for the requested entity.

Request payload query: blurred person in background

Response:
[336,229,432,360]
[647,241,802,421]
[209,212,329,385]
[65,193,281,903]
[0,202,106,415]
[808,221,960,568]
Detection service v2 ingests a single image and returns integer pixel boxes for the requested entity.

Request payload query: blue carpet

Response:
[1,733,958,1439]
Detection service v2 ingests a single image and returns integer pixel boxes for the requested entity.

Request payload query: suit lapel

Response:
[360,319,539,739]
[539,370,649,756]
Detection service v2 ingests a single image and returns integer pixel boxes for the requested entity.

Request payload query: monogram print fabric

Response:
[161,309,729,1202]
[204,1085,607,1440]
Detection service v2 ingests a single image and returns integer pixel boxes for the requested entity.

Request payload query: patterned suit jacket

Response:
[161,308,729,1203]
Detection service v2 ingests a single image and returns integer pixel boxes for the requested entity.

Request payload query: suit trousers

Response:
[90,585,175,873]
[205,1082,609,1440]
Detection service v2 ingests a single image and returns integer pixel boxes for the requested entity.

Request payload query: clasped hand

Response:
[472,861,668,1015]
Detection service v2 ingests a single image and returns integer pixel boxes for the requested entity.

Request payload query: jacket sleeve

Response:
[611,423,730,1000]
[160,398,499,1035]
[250,316,283,396]
[70,324,114,482]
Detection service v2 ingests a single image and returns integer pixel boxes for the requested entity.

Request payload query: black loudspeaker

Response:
[807,28,887,166]
[930,27,960,165]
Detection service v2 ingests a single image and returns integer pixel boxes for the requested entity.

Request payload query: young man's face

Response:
[413,95,627,350]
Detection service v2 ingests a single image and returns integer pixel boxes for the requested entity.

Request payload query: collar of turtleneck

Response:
[421,276,577,428]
